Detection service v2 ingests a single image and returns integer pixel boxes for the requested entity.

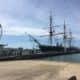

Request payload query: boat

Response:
[0,12,80,61]
[28,12,80,55]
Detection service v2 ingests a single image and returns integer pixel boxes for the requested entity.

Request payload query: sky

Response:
[0,0,80,48]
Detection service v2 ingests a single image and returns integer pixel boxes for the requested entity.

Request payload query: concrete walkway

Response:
[0,60,79,80]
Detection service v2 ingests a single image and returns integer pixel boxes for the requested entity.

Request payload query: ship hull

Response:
[39,45,80,54]
[39,45,65,53]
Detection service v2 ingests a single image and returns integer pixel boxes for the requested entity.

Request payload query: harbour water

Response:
[46,53,80,62]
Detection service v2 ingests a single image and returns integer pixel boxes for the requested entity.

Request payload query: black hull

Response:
[39,45,65,53]
[39,45,80,54]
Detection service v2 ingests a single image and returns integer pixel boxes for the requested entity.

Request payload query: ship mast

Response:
[49,11,53,46]
[63,20,67,52]
[69,29,72,48]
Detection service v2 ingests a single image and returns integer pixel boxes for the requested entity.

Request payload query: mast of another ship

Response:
[69,29,72,48]
[49,11,53,46]
[63,20,67,52]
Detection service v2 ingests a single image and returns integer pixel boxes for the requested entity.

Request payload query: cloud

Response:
[0,0,51,37]
[3,26,46,36]
[0,0,79,38]
[0,13,47,36]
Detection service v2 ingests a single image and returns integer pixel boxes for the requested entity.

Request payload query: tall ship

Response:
[28,12,80,56]
[0,13,80,60]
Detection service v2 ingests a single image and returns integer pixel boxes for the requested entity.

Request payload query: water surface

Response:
[46,53,80,62]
